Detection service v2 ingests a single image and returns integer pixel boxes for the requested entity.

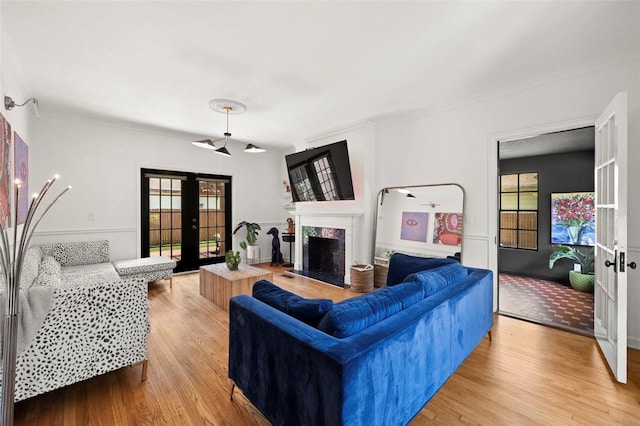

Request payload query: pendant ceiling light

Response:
[192,99,266,156]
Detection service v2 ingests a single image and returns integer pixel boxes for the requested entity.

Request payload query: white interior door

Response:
[594,92,628,383]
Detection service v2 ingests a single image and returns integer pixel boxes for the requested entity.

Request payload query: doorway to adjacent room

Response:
[496,127,595,336]
[140,168,232,273]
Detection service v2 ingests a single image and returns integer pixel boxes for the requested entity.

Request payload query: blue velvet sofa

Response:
[228,254,493,425]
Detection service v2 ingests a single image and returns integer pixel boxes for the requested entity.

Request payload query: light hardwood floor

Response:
[14,265,640,425]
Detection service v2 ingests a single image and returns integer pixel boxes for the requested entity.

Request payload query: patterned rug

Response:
[499,273,594,336]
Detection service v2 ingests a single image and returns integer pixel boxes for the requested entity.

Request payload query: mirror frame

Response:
[372,183,465,263]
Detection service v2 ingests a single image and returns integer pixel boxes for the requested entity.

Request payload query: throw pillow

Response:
[32,256,63,287]
[402,262,467,297]
[252,280,333,326]
[386,253,457,286]
[39,256,62,276]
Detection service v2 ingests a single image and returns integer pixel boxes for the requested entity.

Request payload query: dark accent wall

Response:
[499,150,594,283]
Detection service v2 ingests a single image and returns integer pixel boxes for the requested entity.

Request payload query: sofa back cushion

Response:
[39,240,109,266]
[402,262,468,297]
[386,253,457,286]
[318,280,425,338]
[252,280,334,326]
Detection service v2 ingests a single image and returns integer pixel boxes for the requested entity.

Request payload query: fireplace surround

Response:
[291,212,363,286]
[297,227,346,287]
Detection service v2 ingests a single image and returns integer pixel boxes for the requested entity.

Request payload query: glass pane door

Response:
[142,169,231,273]
[198,179,228,259]
[149,176,183,261]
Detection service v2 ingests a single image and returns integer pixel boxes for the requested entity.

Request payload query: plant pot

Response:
[569,270,594,293]
[227,264,239,271]
[247,245,260,260]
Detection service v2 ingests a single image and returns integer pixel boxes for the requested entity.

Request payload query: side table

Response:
[199,263,273,312]
[282,232,295,267]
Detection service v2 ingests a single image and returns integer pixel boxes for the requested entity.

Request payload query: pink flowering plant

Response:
[551,193,595,229]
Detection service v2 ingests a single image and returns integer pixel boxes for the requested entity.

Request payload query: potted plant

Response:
[225,250,241,270]
[548,244,595,292]
[233,221,261,260]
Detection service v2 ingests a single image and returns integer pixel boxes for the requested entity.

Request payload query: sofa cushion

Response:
[402,262,468,297]
[113,256,176,276]
[39,240,110,267]
[60,263,120,287]
[317,280,425,338]
[386,253,457,286]
[252,280,333,326]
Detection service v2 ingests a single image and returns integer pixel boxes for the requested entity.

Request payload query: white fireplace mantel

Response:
[292,211,364,285]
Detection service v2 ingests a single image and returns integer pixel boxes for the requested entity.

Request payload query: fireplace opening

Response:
[292,226,346,287]
[309,237,340,274]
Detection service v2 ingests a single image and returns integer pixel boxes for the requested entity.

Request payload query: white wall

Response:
[30,115,286,262]
[0,13,37,236]
[374,59,640,347]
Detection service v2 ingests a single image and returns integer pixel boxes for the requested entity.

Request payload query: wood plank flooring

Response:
[13,264,640,425]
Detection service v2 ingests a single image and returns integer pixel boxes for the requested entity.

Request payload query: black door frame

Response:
[141,168,232,273]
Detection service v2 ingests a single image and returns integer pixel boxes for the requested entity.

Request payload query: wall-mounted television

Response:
[285,140,355,202]
[550,192,595,246]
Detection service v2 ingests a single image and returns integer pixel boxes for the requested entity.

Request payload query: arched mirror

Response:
[373,184,465,278]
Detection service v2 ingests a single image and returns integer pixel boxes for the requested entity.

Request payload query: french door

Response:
[594,92,630,383]
[141,168,232,273]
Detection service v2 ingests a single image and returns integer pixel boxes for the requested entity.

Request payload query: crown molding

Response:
[304,120,376,145]
[376,54,640,129]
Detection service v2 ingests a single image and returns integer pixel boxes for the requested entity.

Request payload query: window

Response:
[500,172,538,250]
[290,165,317,201]
[312,154,339,200]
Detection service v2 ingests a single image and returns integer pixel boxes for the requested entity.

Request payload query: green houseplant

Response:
[548,244,595,292]
[225,250,241,270]
[233,221,261,260]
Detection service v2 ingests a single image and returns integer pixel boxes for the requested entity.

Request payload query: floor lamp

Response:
[1,176,70,425]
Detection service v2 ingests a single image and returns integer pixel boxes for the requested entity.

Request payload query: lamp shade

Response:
[244,143,266,153]
[192,139,216,150]
[215,146,232,157]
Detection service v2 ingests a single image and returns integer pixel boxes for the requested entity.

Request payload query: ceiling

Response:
[499,126,595,159]
[2,1,638,151]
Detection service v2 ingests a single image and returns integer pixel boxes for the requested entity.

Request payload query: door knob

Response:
[192,225,197,230]
[604,260,615,268]
[628,262,637,270]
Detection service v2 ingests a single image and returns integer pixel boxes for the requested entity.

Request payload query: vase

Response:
[567,225,584,245]
[227,264,239,271]
[569,271,594,293]
[247,246,260,260]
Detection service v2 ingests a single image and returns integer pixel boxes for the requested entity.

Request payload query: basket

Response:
[374,264,388,288]
[350,264,374,293]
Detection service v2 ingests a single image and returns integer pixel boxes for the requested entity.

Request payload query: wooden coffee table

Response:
[199,263,273,312]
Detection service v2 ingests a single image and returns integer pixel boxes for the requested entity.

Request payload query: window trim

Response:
[499,172,539,251]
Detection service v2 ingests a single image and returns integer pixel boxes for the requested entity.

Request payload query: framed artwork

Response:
[14,132,29,224]
[551,192,595,246]
[400,212,428,242]
[433,212,463,246]
[0,113,10,225]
